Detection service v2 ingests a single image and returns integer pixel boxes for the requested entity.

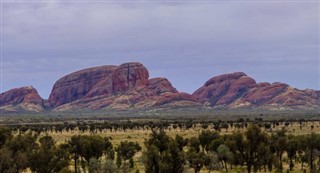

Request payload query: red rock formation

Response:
[3,63,319,112]
[0,86,43,106]
[112,62,149,94]
[242,82,289,105]
[193,72,320,109]
[48,65,117,107]
[193,72,256,106]
[0,86,44,112]
[48,62,198,110]
[154,92,197,106]
[148,77,178,95]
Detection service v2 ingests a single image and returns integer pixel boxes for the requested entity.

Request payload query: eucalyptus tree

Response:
[304,133,320,172]
[7,132,38,173]
[217,144,232,173]
[186,148,206,173]
[286,134,300,171]
[0,126,12,148]
[198,130,220,152]
[68,135,111,173]
[29,135,70,173]
[116,141,141,168]
[143,128,186,173]
[229,124,270,173]
[270,128,288,171]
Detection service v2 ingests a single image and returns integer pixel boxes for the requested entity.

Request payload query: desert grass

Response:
[20,121,317,173]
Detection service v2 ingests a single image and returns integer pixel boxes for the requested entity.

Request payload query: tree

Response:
[270,128,287,171]
[29,135,70,173]
[143,144,160,173]
[217,144,232,173]
[204,151,221,173]
[0,126,12,148]
[70,135,106,173]
[116,141,141,168]
[145,128,170,153]
[104,137,114,160]
[68,135,82,173]
[229,124,270,173]
[198,130,219,152]
[6,132,38,173]
[175,135,188,151]
[208,137,224,152]
[0,147,14,173]
[189,137,201,153]
[159,139,185,173]
[304,133,320,173]
[286,134,300,171]
[143,128,186,173]
[187,148,206,173]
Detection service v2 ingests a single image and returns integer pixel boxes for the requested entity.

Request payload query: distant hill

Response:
[1,62,319,113]
[192,72,319,110]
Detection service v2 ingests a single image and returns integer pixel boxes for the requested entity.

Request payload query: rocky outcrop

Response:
[0,86,44,112]
[242,82,289,105]
[193,72,256,106]
[48,65,117,107]
[154,92,197,106]
[112,63,149,94]
[148,78,178,95]
[48,62,198,110]
[2,63,319,112]
[193,72,320,109]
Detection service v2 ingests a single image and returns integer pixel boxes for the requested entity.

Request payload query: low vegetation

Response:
[1,117,320,173]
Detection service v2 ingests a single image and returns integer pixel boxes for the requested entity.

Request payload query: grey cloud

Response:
[2,1,319,98]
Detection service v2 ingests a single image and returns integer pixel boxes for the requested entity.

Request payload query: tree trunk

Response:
[224,160,228,173]
[74,154,78,173]
[289,157,294,171]
[310,148,314,172]
[279,154,283,171]
[247,163,252,173]
[81,157,86,173]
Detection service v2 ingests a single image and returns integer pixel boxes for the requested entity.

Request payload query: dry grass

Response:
[20,121,320,173]
[43,121,320,146]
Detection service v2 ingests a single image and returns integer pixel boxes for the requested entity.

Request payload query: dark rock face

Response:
[193,72,320,109]
[0,86,44,112]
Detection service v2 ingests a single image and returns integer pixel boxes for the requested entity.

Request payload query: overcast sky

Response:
[1,1,319,99]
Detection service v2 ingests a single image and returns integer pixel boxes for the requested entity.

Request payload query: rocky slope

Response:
[48,62,198,110]
[0,86,44,112]
[192,72,320,109]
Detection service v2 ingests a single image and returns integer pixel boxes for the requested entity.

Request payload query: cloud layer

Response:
[2,1,319,98]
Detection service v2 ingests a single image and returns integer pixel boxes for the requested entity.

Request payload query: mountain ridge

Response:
[1,62,319,112]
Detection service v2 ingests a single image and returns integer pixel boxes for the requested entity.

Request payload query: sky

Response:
[1,1,319,99]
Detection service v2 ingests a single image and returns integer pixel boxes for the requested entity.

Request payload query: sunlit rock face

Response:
[0,86,44,112]
[2,63,319,112]
[48,62,198,110]
[193,72,320,109]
